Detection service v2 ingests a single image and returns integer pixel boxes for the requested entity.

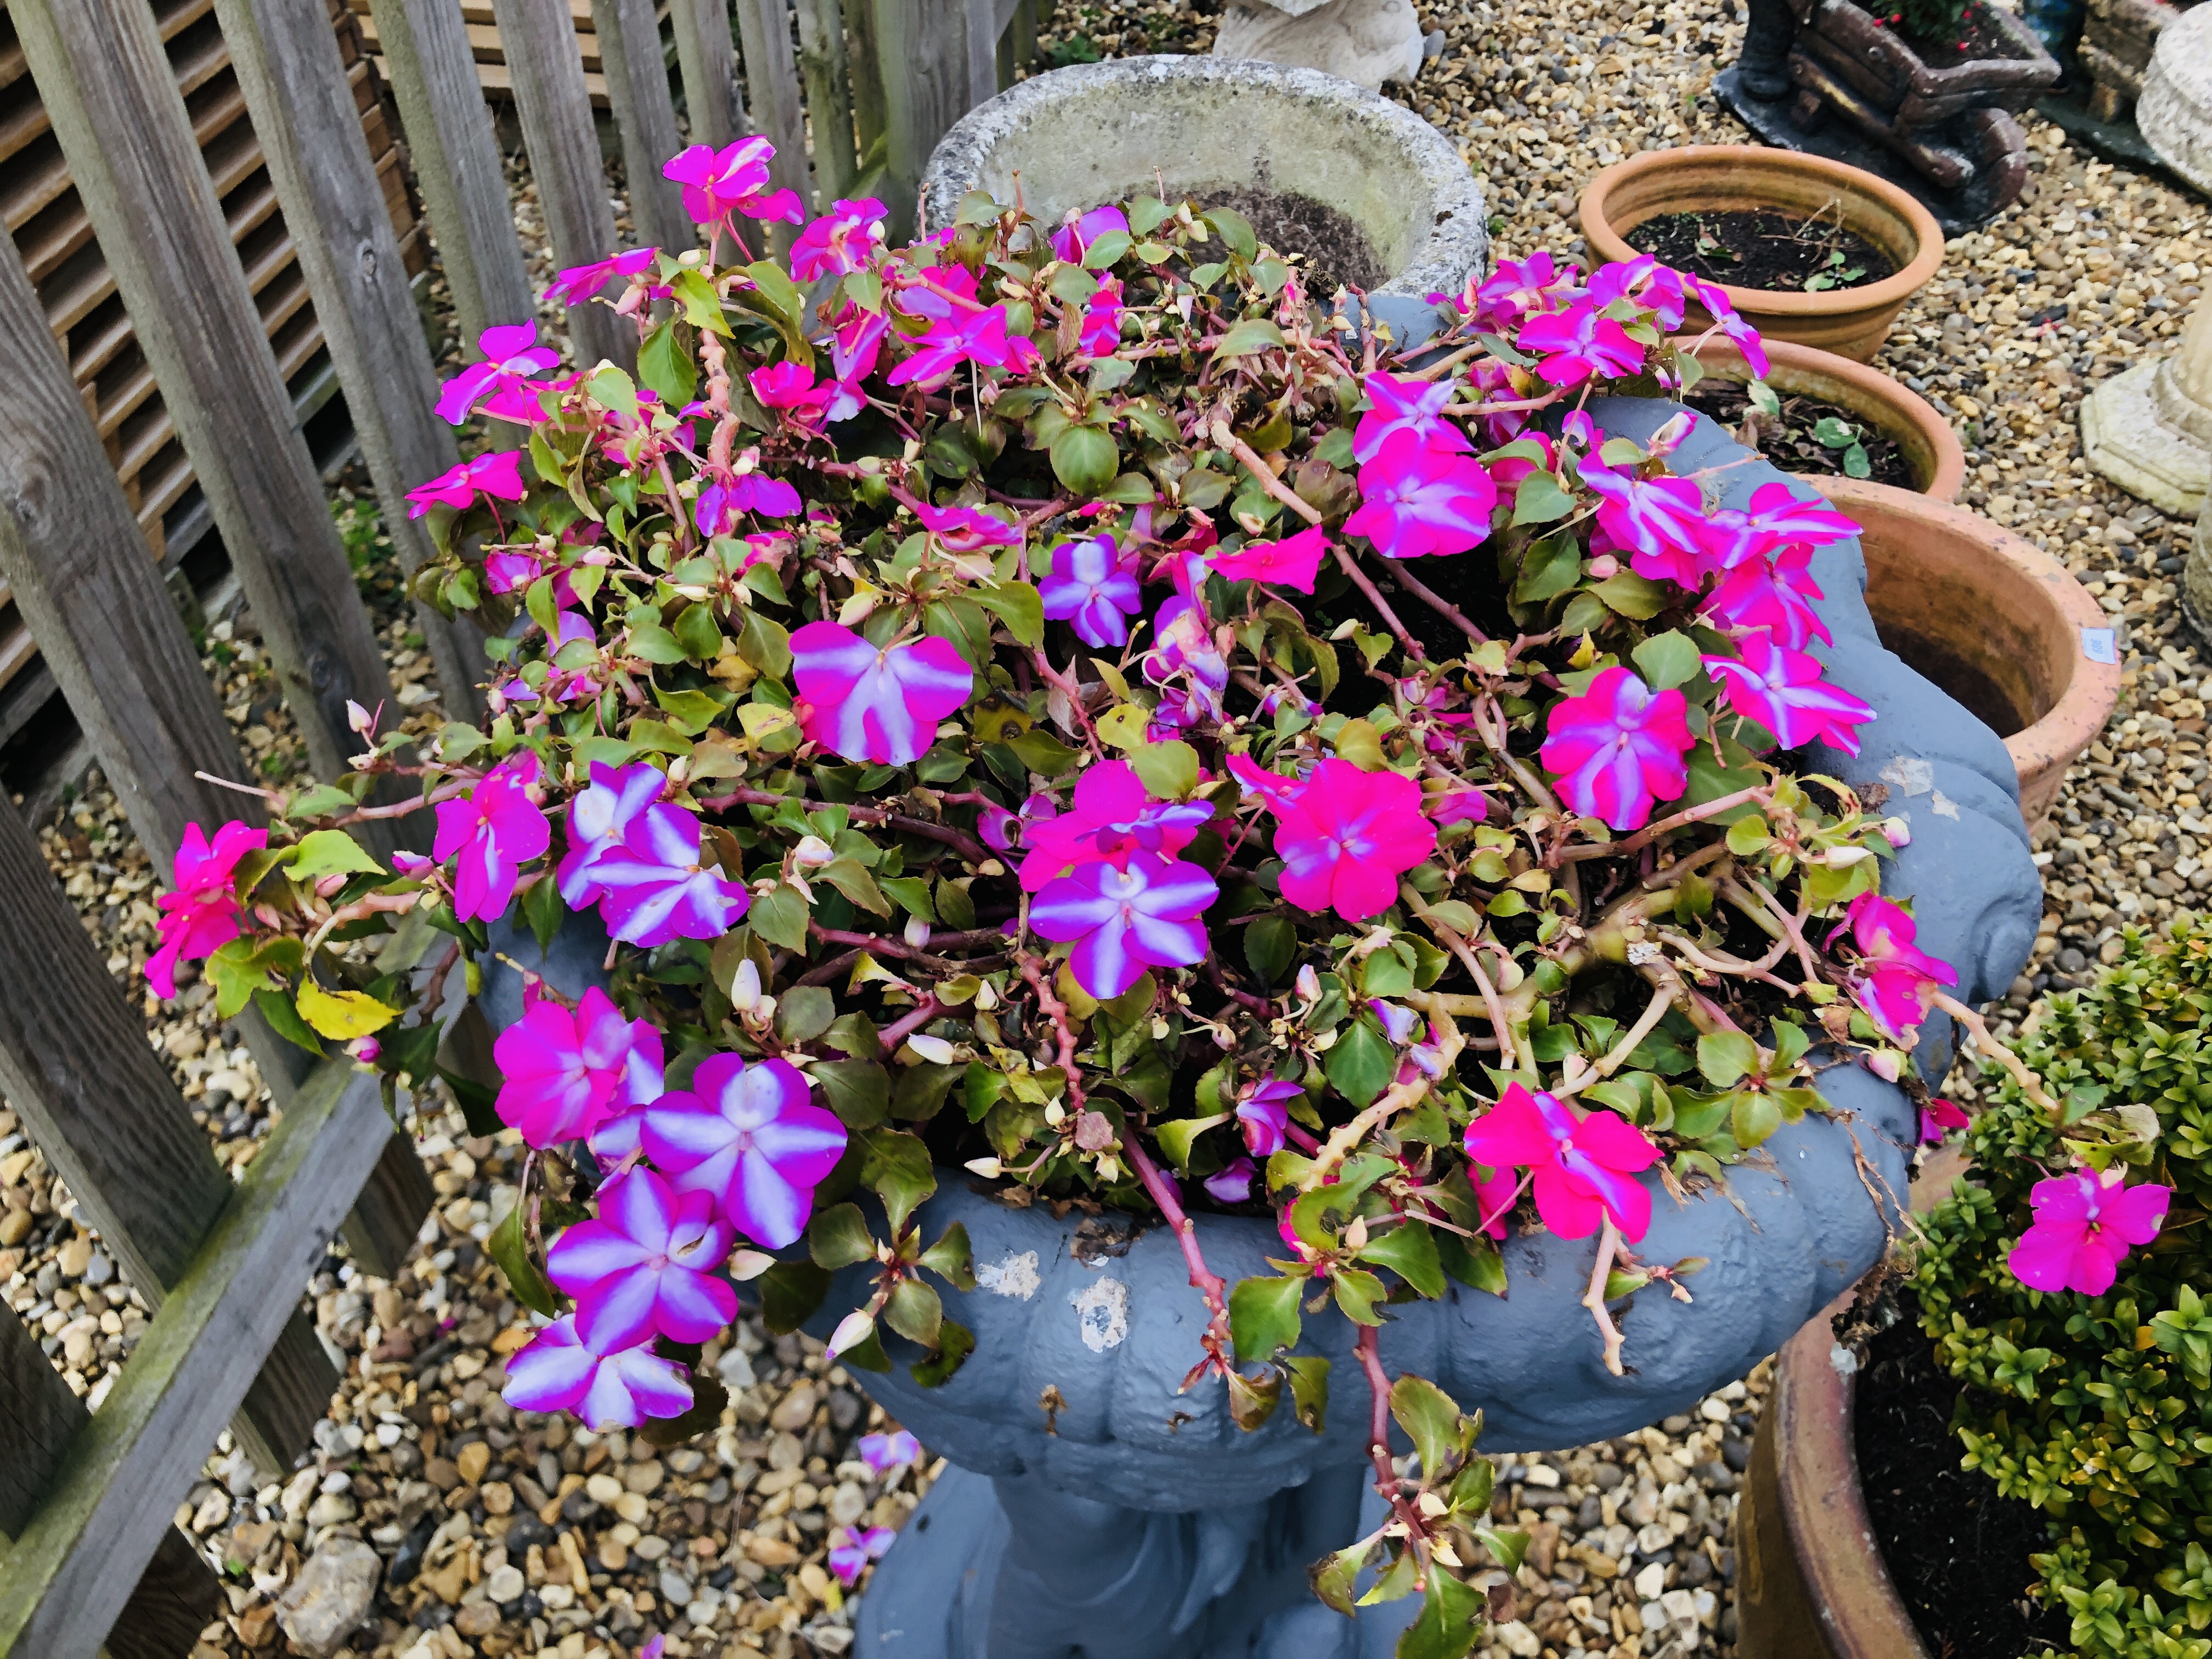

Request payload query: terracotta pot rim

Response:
[1671,334,1968,502]
[1808,476,2121,821]
[1579,145,1946,318]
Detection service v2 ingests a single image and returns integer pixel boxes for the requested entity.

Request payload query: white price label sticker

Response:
[2082,627,2117,665]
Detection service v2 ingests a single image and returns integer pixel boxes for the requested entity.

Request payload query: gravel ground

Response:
[4,5,2206,1654]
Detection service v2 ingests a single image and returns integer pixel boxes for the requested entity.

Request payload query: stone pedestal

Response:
[2139,2,2212,195]
[2185,475,2212,648]
[2083,291,2212,518]
[1209,0,1424,93]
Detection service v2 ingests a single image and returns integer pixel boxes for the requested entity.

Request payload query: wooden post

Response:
[0,1303,221,1659]
[9,0,410,813]
[214,0,488,723]
[0,1065,403,1656]
[963,0,996,115]
[0,797,338,1478]
[670,0,744,148]
[869,0,969,235]
[0,228,435,1342]
[733,0,814,235]
[365,0,537,351]
[796,0,860,205]
[848,0,888,167]
[591,0,693,252]
[488,0,635,370]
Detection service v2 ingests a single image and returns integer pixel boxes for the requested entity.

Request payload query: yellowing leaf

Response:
[1096,704,1151,750]
[297,979,399,1040]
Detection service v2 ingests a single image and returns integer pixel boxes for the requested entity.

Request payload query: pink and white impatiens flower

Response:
[1539,667,1693,832]
[1345,429,1498,561]
[1835,892,1957,1042]
[1702,634,1876,754]
[642,1054,848,1248]
[436,324,558,425]
[791,197,889,281]
[1460,1084,1661,1241]
[1031,852,1218,999]
[1270,758,1437,923]
[490,985,660,1148]
[2008,1165,2170,1296]
[1039,533,1142,648]
[663,138,802,224]
[501,1314,691,1429]
[586,803,751,946]
[548,1165,740,1350]
[789,622,975,767]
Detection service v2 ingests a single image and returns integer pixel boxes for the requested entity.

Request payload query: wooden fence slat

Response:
[731,0,810,232]
[962,0,994,118]
[0,1303,221,1659]
[868,0,964,235]
[845,0,885,165]
[0,793,338,1479]
[794,0,857,205]
[489,0,633,369]
[364,0,535,351]
[215,0,488,723]
[9,0,408,830]
[668,0,741,148]
[590,0,690,251]
[0,1064,399,1657]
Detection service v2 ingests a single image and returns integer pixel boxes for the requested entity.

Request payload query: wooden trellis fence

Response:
[0,0,1041,1649]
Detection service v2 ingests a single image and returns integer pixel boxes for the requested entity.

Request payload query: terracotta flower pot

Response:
[1579,145,1944,363]
[1810,477,2120,827]
[1675,334,1967,500]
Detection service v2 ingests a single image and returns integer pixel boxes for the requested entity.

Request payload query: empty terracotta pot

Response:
[1812,477,2119,826]
[1580,146,1944,362]
[1675,335,1967,501]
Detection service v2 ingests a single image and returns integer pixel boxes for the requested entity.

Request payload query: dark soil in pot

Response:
[1855,1290,2071,1658]
[1190,186,1385,295]
[1683,379,1918,489]
[1626,209,1898,293]
[1898,2,2024,67]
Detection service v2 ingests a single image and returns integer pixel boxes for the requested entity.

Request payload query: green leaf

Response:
[1126,740,1200,799]
[1229,1273,1305,1362]
[1396,1570,1484,1659]
[1476,1527,1530,1576]
[815,1059,891,1129]
[1812,415,1857,448]
[523,870,563,951]
[639,1372,726,1448]
[1631,630,1702,691]
[1201,206,1257,260]
[1325,1018,1396,1110]
[758,1261,833,1334]
[1081,228,1133,269]
[1156,1112,1231,1171]
[917,1221,975,1289]
[1589,571,1668,619]
[1731,1087,1784,1149]
[747,884,811,952]
[860,1128,936,1234]
[628,623,687,664]
[884,1277,943,1347]
[1362,1220,1446,1298]
[1007,727,1083,777]
[911,1316,974,1386]
[1212,318,1285,360]
[251,986,324,1056]
[1358,1545,1421,1606]
[489,1199,557,1317]
[879,876,937,921]
[206,936,303,1020]
[287,830,382,882]
[820,856,891,917]
[1389,1373,1464,1477]
[736,610,793,679]
[775,984,838,1044]
[1050,425,1119,496]
[973,581,1045,647]
[674,602,723,661]
[1510,531,1579,607]
[1332,1267,1387,1326]
[1437,1229,1509,1295]
[439,1066,504,1139]
[1245,915,1295,985]
[1510,471,1574,526]
[1311,1543,1371,1616]
[736,261,813,367]
[1697,1031,1762,1088]
[637,319,698,405]
[1683,730,1763,817]
[1285,1354,1330,1434]
[809,1202,878,1269]
[1227,1365,1284,1431]
[891,1062,961,1122]
[1048,263,1099,304]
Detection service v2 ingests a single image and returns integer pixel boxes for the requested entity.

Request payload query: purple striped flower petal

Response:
[790,622,975,766]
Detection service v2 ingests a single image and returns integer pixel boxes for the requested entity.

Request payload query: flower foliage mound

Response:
[1915,922,2212,1659]
[146,141,2002,1655]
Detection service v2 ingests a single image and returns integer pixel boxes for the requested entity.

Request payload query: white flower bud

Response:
[1296,964,1321,1001]
[964,1156,1003,1180]
[905,1032,958,1065]
[828,1310,877,1357]
[792,835,836,870]
[730,958,764,1012]
[904,916,933,949]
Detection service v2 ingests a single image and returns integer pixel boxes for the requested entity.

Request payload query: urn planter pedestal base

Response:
[2083,288,2212,519]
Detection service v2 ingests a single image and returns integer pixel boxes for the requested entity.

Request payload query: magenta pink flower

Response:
[1076,276,1124,358]
[1469,251,1579,331]
[887,304,1017,388]
[432,751,549,921]
[642,1054,847,1248]
[663,138,799,223]
[1920,1095,1970,1147]
[405,450,527,518]
[828,1526,895,1585]
[858,1430,922,1476]
[1235,1077,1299,1158]
[558,761,666,907]
[750,361,832,430]
[1516,297,1645,387]
[1018,760,1214,891]
[696,471,802,535]
[492,985,658,1148]
[1227,751,1305,814]
[1703,635,1876,754]
[1585,255,1686,331]
[823,307,888,422]
[546,247,658,308]
[1579,462,1713,591]
[588,803,751,946]
[1205,1156,1258,1204]
[1684,275,1770,378]
[1470,1161,1521,1239]
[789,622,975,767]
[584,1019,667,1163]
[2008,1165,2170,1296]
[1345,429,1498,560]
[1461,1084,1660,1241]
[1836,892,1957,1042]
[791,197,888,281]
[916,500,1019,553]
[1040,533,1141,648]
[1353,371,1472,464]
[146,821,269,998]
[1031,852,1218,998]
[1209,524,1328,593]
[501,1314,692,1429]
[1051,205,1128,264]
[1539,667,1692,832]
[548,1166,739,1350]
[436,324,558,424]
[1696,482,1861,574]
[1273,758,1437,922]
[1700,543,1831,650]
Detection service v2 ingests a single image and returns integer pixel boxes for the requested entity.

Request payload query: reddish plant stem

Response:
[699,786,996,865]
[1331,546,1424,661]
[876,996,945,1057]
[1015,952,1087,1114]
[1384,560,1489,644]
[1555,785,1773,864]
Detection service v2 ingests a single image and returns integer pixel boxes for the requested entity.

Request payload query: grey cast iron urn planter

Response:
[482,397,2042,1658]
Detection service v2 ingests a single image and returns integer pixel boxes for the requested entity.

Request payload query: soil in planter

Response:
[1683,379,1920,489]
[1854,1291,2072,1658]
[1624,209,1897,293]
[1894,3,2026,69]
[1191,185,1386,296]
